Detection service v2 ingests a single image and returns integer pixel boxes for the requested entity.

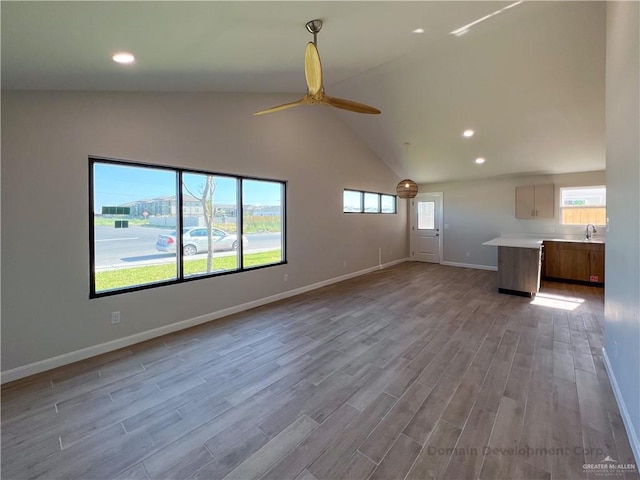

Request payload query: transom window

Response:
[343,189,397,214]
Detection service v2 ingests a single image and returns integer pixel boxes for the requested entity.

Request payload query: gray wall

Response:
[420,171,606,267]
[604,1,640,461]
[1,91,408,372]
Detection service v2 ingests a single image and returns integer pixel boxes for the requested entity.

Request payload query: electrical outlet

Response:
[110,311,121,325]
[614,341,618,359]
[283,273,288,282]
[343,260,347,268]
[549,226,555,233]
[465,252,471,258]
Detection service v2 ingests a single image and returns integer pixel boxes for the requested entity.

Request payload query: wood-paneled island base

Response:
[482,237,544,297]
[497,246,543,297]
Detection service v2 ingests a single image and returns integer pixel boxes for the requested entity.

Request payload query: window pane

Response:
[381,195,396,213]
[364,193,380,213]
[243,179,284,268]
[560,186,606,225]
[182,173,239,277]
[561,186,606,207]
[561,207,607,225]
[343,190,362,213]
[417,201,435,230]
[93,162,177,293]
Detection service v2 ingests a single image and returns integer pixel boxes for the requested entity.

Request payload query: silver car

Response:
[156,227,248,256]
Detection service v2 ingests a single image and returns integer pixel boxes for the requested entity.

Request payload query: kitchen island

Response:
[482,237,543,297]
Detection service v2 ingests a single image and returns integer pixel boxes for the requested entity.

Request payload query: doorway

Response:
[410,192,443,263]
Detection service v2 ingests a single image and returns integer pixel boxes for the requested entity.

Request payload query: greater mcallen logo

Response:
[583,456,637,476]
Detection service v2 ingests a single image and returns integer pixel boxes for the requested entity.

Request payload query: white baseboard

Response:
[602,347,640,466]
[440,261,498,272]
[0,258,409,384]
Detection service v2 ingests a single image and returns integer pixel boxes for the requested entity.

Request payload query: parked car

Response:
[156,227,248,256]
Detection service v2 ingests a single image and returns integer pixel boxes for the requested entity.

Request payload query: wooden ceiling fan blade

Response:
[304,42,323,96]
[325,95,381,114]
[254,98,308,116]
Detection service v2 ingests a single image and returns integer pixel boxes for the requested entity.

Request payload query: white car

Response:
[156,227,248,256]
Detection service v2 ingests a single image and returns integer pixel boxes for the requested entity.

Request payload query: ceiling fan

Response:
[254,19,381,116]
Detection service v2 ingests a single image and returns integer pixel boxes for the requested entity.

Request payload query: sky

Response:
[93,162,282,212]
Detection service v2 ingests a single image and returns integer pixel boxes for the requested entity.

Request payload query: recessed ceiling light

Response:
[463,129,474,138]
[412,28,424,34]
[112,52,135,64]
[475,157,486,164]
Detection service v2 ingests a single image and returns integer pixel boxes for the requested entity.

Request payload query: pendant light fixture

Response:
[396,179,419,198]
[396,143,419,198]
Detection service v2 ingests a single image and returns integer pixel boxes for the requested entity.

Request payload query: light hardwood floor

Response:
[2,263,638,480]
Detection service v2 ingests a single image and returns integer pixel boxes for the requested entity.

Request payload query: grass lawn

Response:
[96,250,283,292]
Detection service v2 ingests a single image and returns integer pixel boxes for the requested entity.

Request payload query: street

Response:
[94,226,282,270]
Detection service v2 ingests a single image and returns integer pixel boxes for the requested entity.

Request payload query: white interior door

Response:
[411,192,443,263]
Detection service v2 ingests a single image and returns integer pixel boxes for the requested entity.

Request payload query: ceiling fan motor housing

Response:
[305,19,323,35]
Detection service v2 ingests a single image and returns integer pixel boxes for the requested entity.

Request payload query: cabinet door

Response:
[534,184,554,218]
[589,250,605,283]
[559,248,590,281]
[516,185,535,219]
[543,242,561,278]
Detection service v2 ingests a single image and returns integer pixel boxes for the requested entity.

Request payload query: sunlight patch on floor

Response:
[531,292,585,311]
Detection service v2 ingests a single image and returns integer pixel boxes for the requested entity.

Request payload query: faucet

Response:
[586,224,597,240]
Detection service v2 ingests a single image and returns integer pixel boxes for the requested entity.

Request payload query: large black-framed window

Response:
[89,157,286,298]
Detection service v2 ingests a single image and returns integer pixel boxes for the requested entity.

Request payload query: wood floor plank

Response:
[144,444,212,480]
[190,428,269,480]
[1,264,634,480]
[358,380,432,463]
[260,403,360,480]
[474,359,511,414]
[478,396,524,480]
[369,433,422,480]
[308,392,395,479]
[442,406,496,480]
[406,419,462,480]
[346,356,409,409]
[293,469,318,480]
[223,415,319,480]
[519,387,553,475]
[551,405,587,480]
[384,351,436,398]
[338,452,377,480]
[112,463,150,480]
[403,373,459,444]
[552,376,580,413]
[440,362,488,428]
[576,368,613,435]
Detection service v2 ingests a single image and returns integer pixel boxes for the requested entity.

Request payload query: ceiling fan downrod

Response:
[305,19,323,46]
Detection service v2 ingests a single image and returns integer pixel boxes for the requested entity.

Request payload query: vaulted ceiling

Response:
[1,1,606,183]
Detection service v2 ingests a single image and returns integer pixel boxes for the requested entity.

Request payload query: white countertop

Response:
[482,237,543,249]
[482,235,605,249]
